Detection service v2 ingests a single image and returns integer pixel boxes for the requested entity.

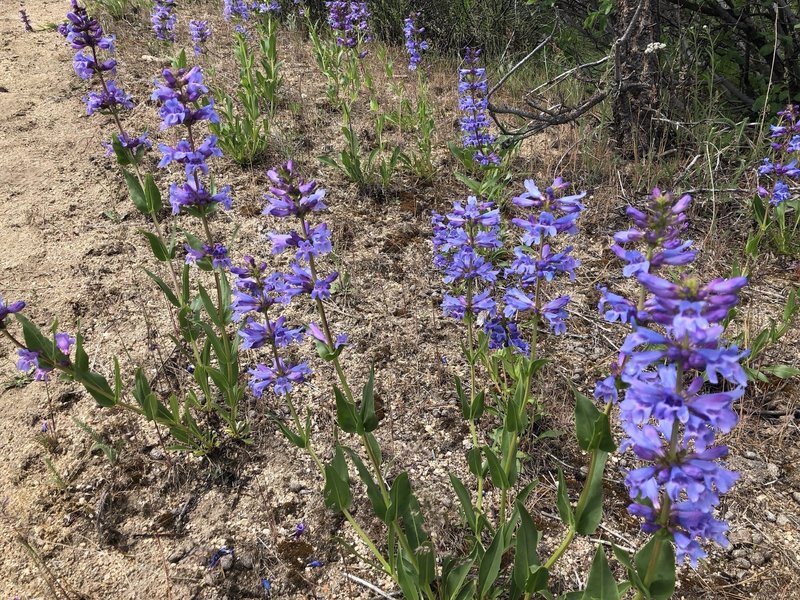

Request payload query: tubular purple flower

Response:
[0,295,25,326]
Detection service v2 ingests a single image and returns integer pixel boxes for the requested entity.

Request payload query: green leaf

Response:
[386,471,411,523]
[478,528,506,598]
[360,365,380,432]
[484,446,510,489]
[633,535,676,600]
[575,451,609,535]
[468,446,484,477]
[449,473,477,531]
[513,504,540,590]
[143,174,162,213]
[612,545,644,590]
[344,447,387,521]
[78,370,116,407]
[144,268,181,308]
[582,546,617,599]
[556,467,574,526]
[141,231,173,262]
[197,285,222,328]
[323,445,352,512]
[274,418,307,448]
[334,385,361,434]
[759,364,800,379]
[15,314,54,358]
[113,357,122,404]
[123,170,148,213]
[574,389,615,453]
[442,557,474,600]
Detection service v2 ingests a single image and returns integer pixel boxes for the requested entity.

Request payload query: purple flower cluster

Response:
[237,161,346,399]
[433,178,584,354]
[325,1,371,54]
[151,67,229,216]
[20,8,33,32]
[596,190,749,567]
[403,12,428,71]
[459,47,498,166]
[58,1,149,156]
[758,105,800,206]
[185,242,231,270]
[151,0,177,43]
[189,20,211,55]
[502,179,584,335]
[16,331,75,382]
[223,0,280,24]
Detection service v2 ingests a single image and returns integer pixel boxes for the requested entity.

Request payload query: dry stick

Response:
[154,532,174,600]
[344,572,398,599]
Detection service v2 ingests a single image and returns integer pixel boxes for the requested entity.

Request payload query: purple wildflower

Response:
[151,0,177,43]
[0,295,25,326]
[20,8,33,32]
[404,12,428,71]
[458,47,498,166]
[189,20,211,55]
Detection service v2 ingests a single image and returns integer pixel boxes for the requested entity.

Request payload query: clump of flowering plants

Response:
[749,104,800,257]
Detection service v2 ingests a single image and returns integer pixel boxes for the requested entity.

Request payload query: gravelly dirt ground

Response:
[1,2,800,599]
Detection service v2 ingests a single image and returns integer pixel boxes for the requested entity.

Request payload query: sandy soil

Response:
[2,1,800,599]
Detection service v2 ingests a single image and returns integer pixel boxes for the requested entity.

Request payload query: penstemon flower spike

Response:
[151,0,177,43]
[403,12,428,71]
[596,189,749,574]
[458,47,499,167]
[58,0,150,161]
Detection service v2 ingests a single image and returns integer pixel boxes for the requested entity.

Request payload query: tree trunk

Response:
[612,0,664,157]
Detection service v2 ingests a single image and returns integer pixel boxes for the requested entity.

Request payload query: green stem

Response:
[544,524,576,570]
[465,309,485,518]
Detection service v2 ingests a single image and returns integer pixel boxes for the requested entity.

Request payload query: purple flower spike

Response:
[458,47,498,166]
[20,8,34,32]
[598,188,749,567]
[189,20,211,55]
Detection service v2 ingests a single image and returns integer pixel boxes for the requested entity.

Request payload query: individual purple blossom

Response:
[0,295,25,326]
[151,0,177,43]
[249,359,312,397]
[103,132,152,157]
[169,180,231,215]
[55,332,76,355]
[307,322,347,350]
[85,80,133,115]
[403,12,428,71]
[483,317,529,355]
[189,20,211,55]
[293,522,306,540]
[458,47,498,166]
[40,420,49,433]
[16,349,52,381]
[208,546,234,569]
[20,8,33,32]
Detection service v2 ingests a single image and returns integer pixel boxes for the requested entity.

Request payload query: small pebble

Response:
[289,481,304,493]
[765,511,776,523]
[733,558,751,570]
[776,514,790,527]
[750,551,767,566]
[792,491,800,504]
[219,554,234,571]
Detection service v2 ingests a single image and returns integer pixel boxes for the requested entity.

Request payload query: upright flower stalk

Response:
[596,189,748,578]
[459,47,499,167]
[151,0,177,43]
[58,0,150,161]
[189,20,212,56]
[403,12,428,72]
